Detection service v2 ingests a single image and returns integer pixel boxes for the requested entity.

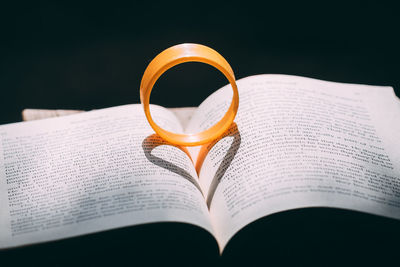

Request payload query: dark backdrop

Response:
[0,1,399,124]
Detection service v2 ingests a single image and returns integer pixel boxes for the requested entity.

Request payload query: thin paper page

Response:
[0,104,213,249]
[186,74,400,251]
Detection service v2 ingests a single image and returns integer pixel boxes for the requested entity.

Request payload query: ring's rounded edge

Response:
[140,43,239,147]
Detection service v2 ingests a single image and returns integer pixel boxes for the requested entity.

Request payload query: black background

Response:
[0,1,400,266]
[0,1,399,124]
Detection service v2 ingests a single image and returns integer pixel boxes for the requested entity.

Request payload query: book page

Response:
[0,104,213,249]
[21,107,197,129]
[186,74,400,250]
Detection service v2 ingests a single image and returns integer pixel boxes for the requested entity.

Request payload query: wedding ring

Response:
[140,43,239,146]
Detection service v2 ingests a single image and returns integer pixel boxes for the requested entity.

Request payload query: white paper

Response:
[0,104,213,249]
[186,74,400,250]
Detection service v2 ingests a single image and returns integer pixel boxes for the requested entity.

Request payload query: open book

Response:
[1,74,400,264]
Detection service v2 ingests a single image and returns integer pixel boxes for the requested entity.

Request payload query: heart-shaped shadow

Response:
[142,122,241,208]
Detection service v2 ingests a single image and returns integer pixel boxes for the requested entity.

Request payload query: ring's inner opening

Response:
[149,62,232,135]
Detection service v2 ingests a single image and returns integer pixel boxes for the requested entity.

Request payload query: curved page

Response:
[0,104,213,249]
[186,74,400,251]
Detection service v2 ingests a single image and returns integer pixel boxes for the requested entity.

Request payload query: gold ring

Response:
[140,43,239,146]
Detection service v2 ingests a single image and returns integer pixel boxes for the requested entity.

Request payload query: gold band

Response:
[140,43,239,146]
